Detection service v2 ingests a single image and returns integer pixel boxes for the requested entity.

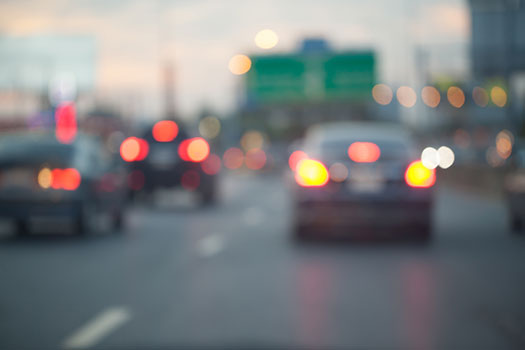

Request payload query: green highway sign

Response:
[245,51,375,104]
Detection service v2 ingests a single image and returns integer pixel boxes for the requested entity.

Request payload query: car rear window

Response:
[319,139,411,162]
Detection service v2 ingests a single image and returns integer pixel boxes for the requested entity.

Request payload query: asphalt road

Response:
[1,172,525,350]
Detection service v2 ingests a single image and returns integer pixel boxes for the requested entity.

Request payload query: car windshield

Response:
[1,1,524,349]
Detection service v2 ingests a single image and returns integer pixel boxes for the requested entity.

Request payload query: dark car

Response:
[504,143,525,233]
[128,120,218,204]
[0,131,128,235]
[290,122,435,241]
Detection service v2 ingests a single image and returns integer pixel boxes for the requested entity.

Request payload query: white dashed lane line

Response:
[62,306,131,349]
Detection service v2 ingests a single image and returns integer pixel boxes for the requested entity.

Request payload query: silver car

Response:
[290,122,435,241]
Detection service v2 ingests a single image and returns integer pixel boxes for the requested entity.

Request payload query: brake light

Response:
[43,168,81,191]
[152,120,178,142]
[55,102,77,144]
[348,142,380,163]
[179,137,210,162]
[295,159,329,187]
[120,137,149,162]
[288,150,308,171]
[405,160,435,188]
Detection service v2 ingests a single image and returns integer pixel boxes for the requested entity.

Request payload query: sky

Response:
[0,0,470,119]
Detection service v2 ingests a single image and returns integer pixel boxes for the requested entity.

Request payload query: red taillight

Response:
[49,168,81,191]
[152,120,178,142]
[136,138,149,161]
[348,142,380,163]
[294,159,329,187]
[405,160,436,188]
[178,137,209,163]
[288,150,308,171]
[55,102,77,144]
[120,137,148,162]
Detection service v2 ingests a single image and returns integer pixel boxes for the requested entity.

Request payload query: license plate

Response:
[348,165,385,193]
[1,168,35,189]
[149,146,178,168]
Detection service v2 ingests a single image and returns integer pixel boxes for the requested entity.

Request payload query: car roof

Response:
[305,122,413,144]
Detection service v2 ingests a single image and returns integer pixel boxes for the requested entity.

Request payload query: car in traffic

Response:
[0,131,128,235]
[126,120,219,204]
[289,122,435,241]
[504,141,525,233]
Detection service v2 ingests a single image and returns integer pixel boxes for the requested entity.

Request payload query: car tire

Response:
[511,216,523,234]
[15,220,30,236]
[111,209,124,233]
[76,202,97,235]
[292,222,311,242]
[413,224,432,243]
[199,186,216,206]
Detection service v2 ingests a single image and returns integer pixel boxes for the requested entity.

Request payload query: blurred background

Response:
[0,0,525,349]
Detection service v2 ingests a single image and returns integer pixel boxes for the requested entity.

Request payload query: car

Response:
[289,122,435,241]
[504,142,525,233]
[0,131,128,235]
[127,119,218,204]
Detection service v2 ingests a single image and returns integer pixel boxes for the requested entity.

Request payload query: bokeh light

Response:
[240,130,264,151]
[135,138,149,161]
[490,86,507,107]
[486,146,505,167]
[229,54,252,75]
[437,146,455,169]
[245,149,267,170]
[472,87,489,107]
[37,168,52,189]
[421,86,440,108]
[198,116,221,139]
[152,120,178,142]
[421,147,440,169]
[288,150,308,171]
[254,29,279,49]
[181,170,200,191]
[496,130,513,159]
[55,102,77,144]
[396,86,417,108]
[348,142,380,163]
[295,159,329,187]
[223,147,244,169]
[447,86,465,108]
[454,129,471,149]
[372,84,393,105]
[329,162,348,182]
[201,154,222,175]
[405,161,436,188]
[120,137,141,162]
[187,137,210,162]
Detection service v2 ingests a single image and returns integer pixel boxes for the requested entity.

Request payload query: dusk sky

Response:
[0,0,470,118]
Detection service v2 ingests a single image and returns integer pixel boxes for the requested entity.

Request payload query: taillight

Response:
[120,137,149,162]
[288,150,308,171]
[348,142,380,163]
[295,159,329,187]
[42,168,81,191]
[152,120,178,142]
[178,137,209,163]
[405,160,435,188]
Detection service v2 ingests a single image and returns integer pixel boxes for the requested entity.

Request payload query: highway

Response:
[1,172,524,350]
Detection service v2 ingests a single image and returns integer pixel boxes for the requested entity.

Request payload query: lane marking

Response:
[197,234,224,258]
[63,306,131,349]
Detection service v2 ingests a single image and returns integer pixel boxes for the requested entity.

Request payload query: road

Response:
[1,172,525,350]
